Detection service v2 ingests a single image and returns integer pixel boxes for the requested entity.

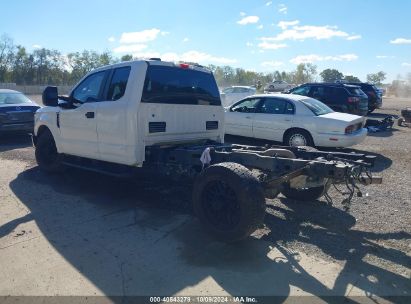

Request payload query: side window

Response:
[231,98,261,113]
[285,102,295,114]
[311,86,326,99]
[73,71,106,103]
[259,98,287,114]
[292,86,310,96]
[223,87,234,94]
[232,87,242,93]
[107,67,131,101]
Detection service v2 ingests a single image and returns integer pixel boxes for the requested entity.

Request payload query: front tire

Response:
[35,130,63,173]
[284,129,314,147]
[193,162,266,242]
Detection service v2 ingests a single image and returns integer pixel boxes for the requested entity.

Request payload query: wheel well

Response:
[37,125,51,137]
[283,128,314,145]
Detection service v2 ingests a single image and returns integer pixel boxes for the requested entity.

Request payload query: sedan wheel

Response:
[285,130,314,147]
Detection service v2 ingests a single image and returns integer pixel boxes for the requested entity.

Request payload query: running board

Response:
[62,155,135,178]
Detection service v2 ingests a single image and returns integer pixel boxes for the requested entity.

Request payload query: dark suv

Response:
[346,82,382,113]
[288,83,369,116]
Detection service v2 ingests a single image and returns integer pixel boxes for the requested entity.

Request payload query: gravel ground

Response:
[1,96,410,288]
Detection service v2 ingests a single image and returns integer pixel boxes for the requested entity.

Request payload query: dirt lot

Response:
[0,96,410,301]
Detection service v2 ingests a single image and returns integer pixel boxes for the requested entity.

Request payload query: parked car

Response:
[346,82,382,113]
[288,83,369,116]
[264,80,293,92]
[225,94,367,148]
[220,86,256,107]
[0,89,41,134]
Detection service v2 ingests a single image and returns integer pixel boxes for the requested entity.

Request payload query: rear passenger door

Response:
[95,66,131,163]
[252,98,295,142]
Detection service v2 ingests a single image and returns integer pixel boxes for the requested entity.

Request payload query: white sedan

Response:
[224,94,367,147]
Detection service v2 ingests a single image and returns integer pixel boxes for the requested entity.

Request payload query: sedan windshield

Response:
[0,92,32,105]
[300,98,334,116]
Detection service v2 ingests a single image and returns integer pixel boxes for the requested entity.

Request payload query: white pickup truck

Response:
[33,59,380,242]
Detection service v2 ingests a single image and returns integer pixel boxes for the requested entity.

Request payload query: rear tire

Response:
[284,129,314,147]
[35,130,63,173]
[193,162,266,242]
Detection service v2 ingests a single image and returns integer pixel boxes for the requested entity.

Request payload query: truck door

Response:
[95,66,130,164]
[59,70,108,158]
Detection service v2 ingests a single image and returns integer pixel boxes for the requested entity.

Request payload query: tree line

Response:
[0,33,390,89]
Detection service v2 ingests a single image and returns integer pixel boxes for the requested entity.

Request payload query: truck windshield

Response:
[300,98,334,116]
[142,65,221,105]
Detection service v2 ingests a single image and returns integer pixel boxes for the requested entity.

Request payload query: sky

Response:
[2,0,411,82]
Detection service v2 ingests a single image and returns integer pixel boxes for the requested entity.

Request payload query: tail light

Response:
[347,97,360,103]
[179,63,190,69]
[368,91,376,98]
[345,125,355,134]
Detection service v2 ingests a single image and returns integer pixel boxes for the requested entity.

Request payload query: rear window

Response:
[346,87,363,95]
[142,65,221,105]
[300,98,334,116]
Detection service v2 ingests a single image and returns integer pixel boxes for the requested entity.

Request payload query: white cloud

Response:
[290,53,358,64]
[257,25,264,30]
[119,28,161,44]
[277,20,300,30]
[278,4,287,14]
[376,55,395,59]
[240,12,246,16]
[261,61,284,68]
[237,16,260,25]
[262,25,349,41]
[258,42,287,50]
[246,42,253,47]
[108,36,115,43]
[161,31,170,36]
[266,1,272,6]
[113,44,147,53]
[346,35,361,40]
[390,38,411,44]
[182,37,189,43]
[32,44,42,49]
[132,50,236,64]
[402,62,411,67]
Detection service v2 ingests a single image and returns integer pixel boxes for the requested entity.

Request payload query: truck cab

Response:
[34,60,224,166]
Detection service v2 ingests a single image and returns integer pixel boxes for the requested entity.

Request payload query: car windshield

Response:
[0,92,32,105]
[300,98,334,116]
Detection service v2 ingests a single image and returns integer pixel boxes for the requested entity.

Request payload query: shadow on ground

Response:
[0,133,32,153]
[4,166,409,302]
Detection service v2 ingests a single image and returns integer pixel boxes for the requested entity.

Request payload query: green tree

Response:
[344,75,361,83]
[293,63,317,84]
[0,34,15,82]
[320,69,344,82]
[121,54,133,62]
[366,71,386,85]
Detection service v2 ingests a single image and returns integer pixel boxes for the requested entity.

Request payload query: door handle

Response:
[85,112,95,119]
[245,116,251,119]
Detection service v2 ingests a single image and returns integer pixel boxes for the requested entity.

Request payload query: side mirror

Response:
[58,100,73,109]
[42,86,58,107]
